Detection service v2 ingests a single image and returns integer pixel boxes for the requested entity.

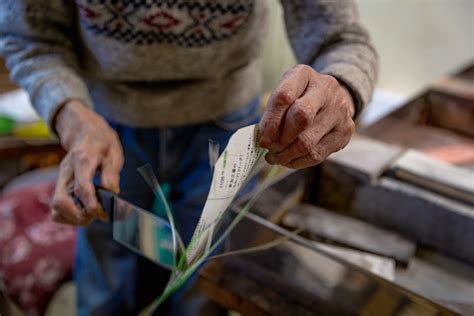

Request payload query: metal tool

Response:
[73,188,458,315]
[74,188,175,269]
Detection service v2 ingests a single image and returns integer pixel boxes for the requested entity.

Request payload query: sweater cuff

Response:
[320,62,373,118]
[31,72,93,133]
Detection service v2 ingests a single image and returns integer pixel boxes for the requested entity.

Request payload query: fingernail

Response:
[97,205,109,222]
[99,212,109,222]
[111,185,120,194]
[77,214,91,225]
[100,214,110,222]
[104,180,120,194]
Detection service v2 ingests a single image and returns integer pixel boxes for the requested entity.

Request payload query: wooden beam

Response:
[431,76,474,101]
[199,261,271,316]
[282,204,416,266]
[390,149,474,204]
[352,178,474,264]
[327,135,403,185]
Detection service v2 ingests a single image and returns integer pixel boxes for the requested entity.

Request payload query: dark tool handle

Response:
[72,186,116,218]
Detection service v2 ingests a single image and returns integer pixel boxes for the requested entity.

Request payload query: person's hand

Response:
[51,100,124,225]
[259,65,356,169]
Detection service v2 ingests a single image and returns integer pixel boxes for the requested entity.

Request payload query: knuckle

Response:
[274,88,293,106]
[59,156,71,169]
[116,153,125,168]
[51,209,60,221]
[341,99,353,115]
[71,148,89,164]
[309,149,324,164]
[70,147,81,157]
[110,130,121,144]
[77,153,90,165]
[295,64,311,73]
[294,135,312,154]
[112,146,125,167]
[74,183,91,198]
[263,118,280,135]
[348,120,356,133]
[283,65,300,77]
[290,104,311,128]
[282,67,293,77]
[342,120,356,135]
[52,196,67,211]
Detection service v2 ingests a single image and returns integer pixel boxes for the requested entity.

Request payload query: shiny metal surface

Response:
[213,212,459,316]
[108,193,460,314]
[112,196,175,270]
[96,179,466,315]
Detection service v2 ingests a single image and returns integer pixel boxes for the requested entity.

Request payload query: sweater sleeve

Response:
[0,0,93,130]
[281,0,379,116]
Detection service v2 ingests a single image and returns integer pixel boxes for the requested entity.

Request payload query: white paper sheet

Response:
[186,124,263,264]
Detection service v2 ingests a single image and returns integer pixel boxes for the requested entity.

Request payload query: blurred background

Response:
[0,1,473,316]
[262,0,474,124]
[264,0,474,94]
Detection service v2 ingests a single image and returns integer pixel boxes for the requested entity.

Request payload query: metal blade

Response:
[112,196,175,270]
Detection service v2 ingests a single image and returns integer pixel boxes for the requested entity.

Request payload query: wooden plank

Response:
[310,159,474,263]
[312,243,395,281]
[454,62,474,81]
[396,251,474,308]
[362,117,474,153]
[199,267,270,316]
[427,90,474,138]
[390,149,474,204]
[361,80,474,162]
[327,135,403,184]
[422,144,474,166]
[431,76,474,101]
[352,177,474,264]
[199,254,325,316]
[282,204,416,266]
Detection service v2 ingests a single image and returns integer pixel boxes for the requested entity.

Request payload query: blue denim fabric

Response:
[75,97,260,316]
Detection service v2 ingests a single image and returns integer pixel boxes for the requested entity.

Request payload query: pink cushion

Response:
[0,182,76,316]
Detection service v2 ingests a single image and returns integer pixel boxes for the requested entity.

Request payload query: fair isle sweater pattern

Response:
[0,0,378,128]
[76,0,254,46]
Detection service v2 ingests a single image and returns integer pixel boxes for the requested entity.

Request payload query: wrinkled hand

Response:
[51,100,124,225]
[259,65,356,169]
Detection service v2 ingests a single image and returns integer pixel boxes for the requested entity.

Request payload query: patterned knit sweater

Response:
[0,0,378,129]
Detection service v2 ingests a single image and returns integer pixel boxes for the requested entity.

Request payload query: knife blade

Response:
[75,188,176,270]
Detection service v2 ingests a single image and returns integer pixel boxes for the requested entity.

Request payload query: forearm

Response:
[0,0,93,129]
[281,0,378,116]
[312,27,378,116]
